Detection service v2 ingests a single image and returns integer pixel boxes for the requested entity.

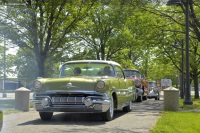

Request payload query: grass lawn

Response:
[3,110,21,115]
[150,97,200,133]
[0,99,15,109]
[0,99,33,115]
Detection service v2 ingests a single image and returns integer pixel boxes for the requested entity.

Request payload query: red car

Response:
[124,69,148,102]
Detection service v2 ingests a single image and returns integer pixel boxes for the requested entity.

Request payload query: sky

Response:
[7,46,19,55]
[0,40,19,55]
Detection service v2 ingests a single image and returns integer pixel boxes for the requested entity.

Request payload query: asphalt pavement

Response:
[0,92,164,133]
[1,99,164,133]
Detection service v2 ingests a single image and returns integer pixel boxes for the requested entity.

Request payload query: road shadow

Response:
[132,99,164,112]
[17,110,127,126]
[130,99,163,118]
[15,99,163,127]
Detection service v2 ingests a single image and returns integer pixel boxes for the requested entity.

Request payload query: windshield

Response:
[148,82,157,87]
[59,62,115,77]
[124,70,141,79]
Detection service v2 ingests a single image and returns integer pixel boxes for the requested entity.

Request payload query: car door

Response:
[115,66,131,106]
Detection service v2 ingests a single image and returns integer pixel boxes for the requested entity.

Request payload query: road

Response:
[0,93,164,133]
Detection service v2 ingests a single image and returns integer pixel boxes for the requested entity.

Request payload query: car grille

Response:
[51,96,85,105]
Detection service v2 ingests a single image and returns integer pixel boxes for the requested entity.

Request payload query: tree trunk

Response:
[193,74,199,99]
[100,43,105,60]
[35,51,46,77]
[96,51,100,60]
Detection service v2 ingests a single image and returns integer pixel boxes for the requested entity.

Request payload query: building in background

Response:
[0,79,23,90]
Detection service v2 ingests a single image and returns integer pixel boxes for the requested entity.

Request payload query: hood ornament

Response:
[63,82,78,89]
[66,83,72,88]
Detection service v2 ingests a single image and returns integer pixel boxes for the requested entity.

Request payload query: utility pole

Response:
[2,34,7,98]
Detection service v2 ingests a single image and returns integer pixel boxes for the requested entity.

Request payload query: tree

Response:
[131,1,200,98]
[71,1,135,62]
[164,1,200,98]
[0,0,97,77]
[0,42,4,79]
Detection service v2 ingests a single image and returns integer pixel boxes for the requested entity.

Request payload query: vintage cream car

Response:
[30,60,136,121]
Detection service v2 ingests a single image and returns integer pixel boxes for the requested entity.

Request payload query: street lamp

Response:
[173,39,184,99]
[167,0,193,105]
[180,39,185,99]
[2,34,7,98]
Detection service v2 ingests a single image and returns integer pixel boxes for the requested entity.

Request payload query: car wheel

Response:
[136,95,142,102]
[102,96,114,121]
[155,97,158,100]
[123,100,132,112]
[143,96,147,100]
[39,112,53,120]
[155,93,160,100]
[132,93,137,102]
[155,96,160,100]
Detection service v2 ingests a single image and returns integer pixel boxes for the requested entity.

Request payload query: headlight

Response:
[41,98,50,107]
[96,80,105,89]
[33,80,42,89]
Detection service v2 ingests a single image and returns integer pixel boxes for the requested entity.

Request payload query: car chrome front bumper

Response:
[147,91,159,98]
[30,95,111,113]
[136,88,143,96]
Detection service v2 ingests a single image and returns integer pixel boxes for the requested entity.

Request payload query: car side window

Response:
[115,66,124,79]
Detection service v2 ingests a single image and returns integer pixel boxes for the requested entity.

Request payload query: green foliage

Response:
[13,48,38,85]
[0,0,199,90]
[0,47,3,78]
[0,0,99,77]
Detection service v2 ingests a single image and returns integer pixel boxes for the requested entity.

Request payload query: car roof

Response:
[62,60,121,66]
[124,69,140,72]
[148,81,156,83]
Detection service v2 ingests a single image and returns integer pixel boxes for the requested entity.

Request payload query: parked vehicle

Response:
[147,81,160,100]
[124,69,148,102]
[134,79,144,102]
[30,60,136,121]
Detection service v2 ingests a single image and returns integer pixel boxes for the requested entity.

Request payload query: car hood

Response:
[37,76,103,92]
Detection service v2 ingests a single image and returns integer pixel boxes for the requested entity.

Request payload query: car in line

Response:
[147,81,160,100]
[30,60,136,121]
[124,69,148,102]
